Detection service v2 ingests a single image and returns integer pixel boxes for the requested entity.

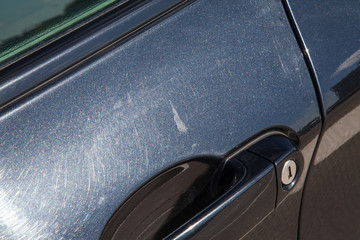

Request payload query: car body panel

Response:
[287,0,360,113]
[300,92,360,239]
[0,0,322,239]
[287,0,360,238]
[0,0,186,109]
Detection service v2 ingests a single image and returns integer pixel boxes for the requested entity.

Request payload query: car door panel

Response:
[0,0,188,110]
[102,132,307,240]
[0,0,321,239]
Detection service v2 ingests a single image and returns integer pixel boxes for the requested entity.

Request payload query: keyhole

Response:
[281,159,297,186]
[288,166,292,179]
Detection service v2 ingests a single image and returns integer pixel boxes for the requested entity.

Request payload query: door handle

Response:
[100,133,303,240]
[166,151,276,240]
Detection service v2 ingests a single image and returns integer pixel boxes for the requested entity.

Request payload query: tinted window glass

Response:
[0,0,127,66]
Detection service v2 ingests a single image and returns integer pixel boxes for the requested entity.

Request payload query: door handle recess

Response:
[100,134,302,240]
[166,151,276,240]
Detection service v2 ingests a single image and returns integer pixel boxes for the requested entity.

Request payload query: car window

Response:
[0,0,128,67]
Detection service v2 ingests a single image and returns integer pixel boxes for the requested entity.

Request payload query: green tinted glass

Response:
[0,0,125,66]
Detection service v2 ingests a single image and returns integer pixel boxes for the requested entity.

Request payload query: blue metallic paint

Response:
[288,0,360,238]
[0,0,321,239]
[288,0,360,114]
[0,0,186,109]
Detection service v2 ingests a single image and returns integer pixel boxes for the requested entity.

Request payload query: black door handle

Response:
[100,133,302,240]
[166,151,276,240]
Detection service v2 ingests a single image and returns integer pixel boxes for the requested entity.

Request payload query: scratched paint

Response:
[169,100,188,133]
[0,0,320,238]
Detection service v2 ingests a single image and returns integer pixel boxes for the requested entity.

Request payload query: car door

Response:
[0,0,322,239]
